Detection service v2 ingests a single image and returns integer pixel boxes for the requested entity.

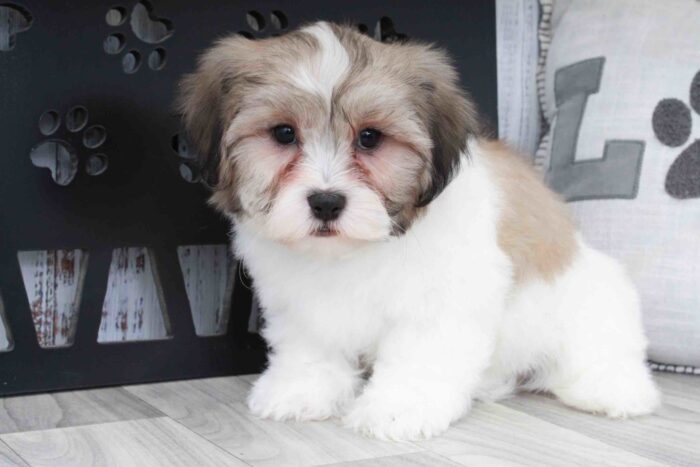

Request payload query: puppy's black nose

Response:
[307,191,346,221]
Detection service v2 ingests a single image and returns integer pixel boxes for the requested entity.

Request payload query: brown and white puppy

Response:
[179,22,659,440]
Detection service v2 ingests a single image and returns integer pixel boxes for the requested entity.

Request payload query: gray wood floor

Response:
[0,373,697,467]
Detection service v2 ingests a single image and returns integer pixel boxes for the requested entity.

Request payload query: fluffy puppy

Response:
[178,21,660,440]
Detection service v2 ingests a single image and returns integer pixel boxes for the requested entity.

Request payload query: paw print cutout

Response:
[237,10,288,39]
[30,106,108,186]
[358,17,408,43]
[103,1,173,73]
[0,3,33,51]
[171,133,201,184]
[653,70,700,199]
[171,133,219,188]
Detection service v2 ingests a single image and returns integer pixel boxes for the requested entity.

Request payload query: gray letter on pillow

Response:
[546,57,644,202]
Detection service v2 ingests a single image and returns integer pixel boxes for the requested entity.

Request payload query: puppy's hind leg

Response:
[545,247,660,418]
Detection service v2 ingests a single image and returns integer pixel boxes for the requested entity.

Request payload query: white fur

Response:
[260,145,392,245]
[293,23,350,104]
[236,141,659,440]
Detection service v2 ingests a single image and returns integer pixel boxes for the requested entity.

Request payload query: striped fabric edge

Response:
[648,361,700,376]
[536,0,553,129]
[534,0,553,171]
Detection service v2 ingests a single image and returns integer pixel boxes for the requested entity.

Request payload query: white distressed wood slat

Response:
[177,245,234,336]
[97,247,170,343]
[12,245,239,347]
[17,250,87,348]
[0,295,12,352]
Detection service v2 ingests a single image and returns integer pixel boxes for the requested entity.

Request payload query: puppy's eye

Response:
[272,125,296,145]
[357,128,382,150]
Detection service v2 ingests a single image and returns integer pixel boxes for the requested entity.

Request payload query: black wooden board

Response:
[0,0,496,396]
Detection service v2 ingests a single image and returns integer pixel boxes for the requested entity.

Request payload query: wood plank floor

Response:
[0,373,697,466]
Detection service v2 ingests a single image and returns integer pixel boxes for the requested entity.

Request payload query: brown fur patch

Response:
[177,30,325,213]
[483,140,578,283]
[330,27,481,209]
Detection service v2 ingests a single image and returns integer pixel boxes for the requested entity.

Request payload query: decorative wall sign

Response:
[103,1,174,73]
[30,106,109,185]
[0,4,33,52]
[0,0,497,396]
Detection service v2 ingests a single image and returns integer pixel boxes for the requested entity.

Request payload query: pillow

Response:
[536,0,700,370]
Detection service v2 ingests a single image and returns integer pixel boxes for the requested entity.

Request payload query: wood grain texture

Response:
[501,381,700,466]
[126,376,419,467]
[317,451,460,467]
[17,250,87,348]
[654,373,700,414]
[0,374,697,466]
[177,245,234,336]
[126,375,253,412]
[236,373,260,385]
[417,401,663,467]
[0,417,246,467]
[0,440,26,467]
[0,387,162,435]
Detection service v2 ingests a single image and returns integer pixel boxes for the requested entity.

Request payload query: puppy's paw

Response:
[343,383,467,440]
[554,366,661,418]
[247,368,356,422]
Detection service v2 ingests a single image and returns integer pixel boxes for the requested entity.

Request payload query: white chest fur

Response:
[234,151,511,356]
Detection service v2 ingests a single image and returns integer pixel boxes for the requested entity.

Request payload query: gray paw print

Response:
[652,70,700,199]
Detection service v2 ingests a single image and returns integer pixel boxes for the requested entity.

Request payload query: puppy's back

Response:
[480,139,578,284]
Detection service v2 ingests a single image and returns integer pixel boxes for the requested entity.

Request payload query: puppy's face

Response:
[179,22,477,249]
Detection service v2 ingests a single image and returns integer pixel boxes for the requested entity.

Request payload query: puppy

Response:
[178,21,660,440]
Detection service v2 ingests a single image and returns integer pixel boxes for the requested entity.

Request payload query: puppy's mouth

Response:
[313,224,339,237]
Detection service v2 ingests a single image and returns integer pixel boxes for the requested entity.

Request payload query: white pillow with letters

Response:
[537,0,700,369]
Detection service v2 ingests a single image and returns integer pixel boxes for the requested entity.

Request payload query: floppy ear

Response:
[178,66,224,187]
[177,36,251,187]
[414,47,480,207]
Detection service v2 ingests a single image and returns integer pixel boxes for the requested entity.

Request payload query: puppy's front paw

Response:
[343,383,468,440]
[248,368,356,422]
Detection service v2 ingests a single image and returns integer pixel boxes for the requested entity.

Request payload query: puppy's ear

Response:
[177,36,251,187]
[414,47,480,207]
